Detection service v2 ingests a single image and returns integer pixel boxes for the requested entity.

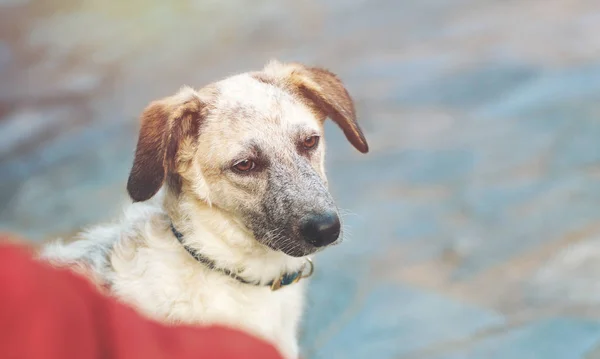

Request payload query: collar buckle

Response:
[270,258,314,291]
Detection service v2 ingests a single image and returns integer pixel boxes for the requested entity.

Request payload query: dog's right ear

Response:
[127,87,205,202]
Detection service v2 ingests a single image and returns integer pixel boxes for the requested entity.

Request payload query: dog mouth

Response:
[281,245,314,258]
[250,209,343,257]
[277,242,322,258]
[258,232,343,258]
[255,236,313,257]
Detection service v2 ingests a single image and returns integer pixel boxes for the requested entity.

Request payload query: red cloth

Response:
[0,240,282,359]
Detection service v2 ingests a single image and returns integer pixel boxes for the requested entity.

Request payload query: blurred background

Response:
[2,0,600,358]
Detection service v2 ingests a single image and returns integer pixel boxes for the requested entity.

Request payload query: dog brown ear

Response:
[263,62,368,153]
[127,88,204,202]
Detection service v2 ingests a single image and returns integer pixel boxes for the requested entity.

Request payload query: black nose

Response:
[299,212,341,247]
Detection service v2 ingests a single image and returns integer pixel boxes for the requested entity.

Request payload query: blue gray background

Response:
[2,1,600,358]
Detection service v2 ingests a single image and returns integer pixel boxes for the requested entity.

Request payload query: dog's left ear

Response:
[262,61,369,153]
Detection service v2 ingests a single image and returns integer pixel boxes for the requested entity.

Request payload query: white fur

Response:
[42,188,307,359]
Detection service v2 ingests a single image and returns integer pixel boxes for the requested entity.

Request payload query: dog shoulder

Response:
[40,199,165,278]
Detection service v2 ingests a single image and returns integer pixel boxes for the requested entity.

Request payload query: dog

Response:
[41,60,369,359]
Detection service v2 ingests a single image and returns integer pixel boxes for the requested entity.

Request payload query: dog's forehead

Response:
[209,74,318,129]
[195,73,323,161]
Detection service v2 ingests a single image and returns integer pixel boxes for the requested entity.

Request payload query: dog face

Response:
[126,61,368,257]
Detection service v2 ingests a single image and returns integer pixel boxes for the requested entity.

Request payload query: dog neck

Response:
[162,187,307,285]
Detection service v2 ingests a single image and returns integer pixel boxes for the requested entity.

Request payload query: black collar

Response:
[170,223,313,291]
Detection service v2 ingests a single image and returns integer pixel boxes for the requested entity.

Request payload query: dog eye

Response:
[233,159,256,172]
[302,135,319,150]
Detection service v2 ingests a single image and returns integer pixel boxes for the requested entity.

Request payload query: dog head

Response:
[126,61,368,257]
